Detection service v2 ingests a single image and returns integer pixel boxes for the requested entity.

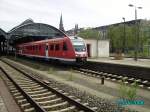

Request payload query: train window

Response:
[33,46,35,50]
[55,44,59,51]
[39,45,41,50]
[63,42,68,51]
[50,45,54,50]
[35,45,38,51]
[30,46,31,50]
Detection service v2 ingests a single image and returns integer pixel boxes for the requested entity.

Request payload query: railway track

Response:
[0,59,97,112]
[74,65,150,90]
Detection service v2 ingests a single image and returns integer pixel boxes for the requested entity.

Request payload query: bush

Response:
[119,80,138,100]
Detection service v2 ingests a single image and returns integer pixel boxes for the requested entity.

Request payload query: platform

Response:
[0,94,8,112]
[88,57,150,68]
[0,73,22,112]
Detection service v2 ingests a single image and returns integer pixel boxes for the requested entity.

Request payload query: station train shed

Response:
[0,28,7,55]
[0,19,65,54]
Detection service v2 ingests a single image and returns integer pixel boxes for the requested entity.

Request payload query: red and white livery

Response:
[17,35,87,63]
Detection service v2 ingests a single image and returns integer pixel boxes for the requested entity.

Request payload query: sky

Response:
[0,0,149,32]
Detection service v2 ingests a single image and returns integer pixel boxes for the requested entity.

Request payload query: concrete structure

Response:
[7,19,66,53]
[0,28,7,55]
[84,39,109,58]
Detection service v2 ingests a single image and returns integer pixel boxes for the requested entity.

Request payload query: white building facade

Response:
[84,39,109,58]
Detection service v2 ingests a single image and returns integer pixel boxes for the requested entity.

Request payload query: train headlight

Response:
[75,54,80,57]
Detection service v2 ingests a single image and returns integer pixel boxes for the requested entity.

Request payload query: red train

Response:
[16,35,87,63]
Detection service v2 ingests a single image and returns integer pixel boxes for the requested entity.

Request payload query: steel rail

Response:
[1,59,96,112]
[0,66,47,112]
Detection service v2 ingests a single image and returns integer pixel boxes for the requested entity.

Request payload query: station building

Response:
[84,39,109,58]
[0,28,7,55]
[2,19,65,55]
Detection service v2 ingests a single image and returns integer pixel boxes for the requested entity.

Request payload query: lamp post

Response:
[128,4,142,61]
[122,17,126,54]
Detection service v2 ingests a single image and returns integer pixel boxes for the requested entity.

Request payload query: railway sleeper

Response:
[62,92,69,96]
[13,92,21,96]
[18,99,28,105]
[20,84,41,88]
[106,77,110,80]
[143,80,148,84]
[24,107,35,112]
[26,89,48,94]
[30,92,52,98]
[91,107,98,111]
[38,98,63,106]
[68,95,76,99]
[25,89,48,94]
[50,106,77,112]
[117,76,123,78]
[9,85,16,90]
[11,89,19,93]
[21,103,31,110]
[17,82,38,86]
[43,101,69,111]
[17,82,39,85]
[128,78,135,81]
[5,81,13,85]
[17,81,36,84]
[15,95,24,100]
[83,102,89,106]
[16,78,32,81]
[22,87,44,91]
[33,94,57,102]
[20,84,41,89]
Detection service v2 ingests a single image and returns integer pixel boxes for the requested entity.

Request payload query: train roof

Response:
[18,37,68,46]
[69,36,84,41]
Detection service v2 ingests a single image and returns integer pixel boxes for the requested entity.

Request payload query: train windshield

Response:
[72,41,86,52]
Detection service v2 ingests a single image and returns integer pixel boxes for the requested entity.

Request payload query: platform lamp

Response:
[122,17,126,54]
[128,4,142,61]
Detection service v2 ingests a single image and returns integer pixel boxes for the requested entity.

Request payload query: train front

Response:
[70,36,87,62]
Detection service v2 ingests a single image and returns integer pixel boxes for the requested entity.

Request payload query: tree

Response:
[78,29,100,39]
[107,24,135,53]
[107,25,124,53]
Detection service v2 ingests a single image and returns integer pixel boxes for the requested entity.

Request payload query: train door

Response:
[45,43,49,58]
[87,44,91,57]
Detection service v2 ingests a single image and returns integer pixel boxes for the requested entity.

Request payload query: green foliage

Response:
[119,80,138,100]
[119,80,128,99]
[78,29,100,39]
[107,24,136,52]
[107,21,150,54]
[68,68,74,81]
[127,82,138,100]
[108,25,123,50]
[48,67,54,74]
